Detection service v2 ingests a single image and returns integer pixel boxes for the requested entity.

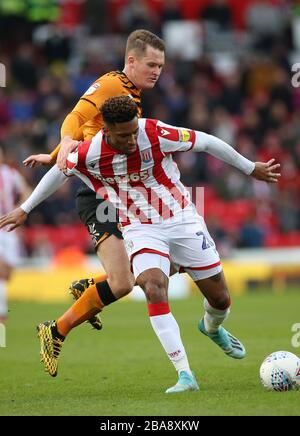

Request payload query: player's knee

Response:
[143,278,167,303]
[0,266,11,281]
[210,291,231,311]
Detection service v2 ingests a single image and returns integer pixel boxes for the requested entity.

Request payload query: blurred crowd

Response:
[0,0,300,256]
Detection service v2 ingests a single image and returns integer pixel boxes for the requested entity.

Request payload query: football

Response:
[260,351,300,391]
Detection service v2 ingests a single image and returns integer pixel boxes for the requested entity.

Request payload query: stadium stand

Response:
[0,0,299,258]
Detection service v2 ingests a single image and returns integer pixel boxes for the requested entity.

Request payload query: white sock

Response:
[203,298,230,333]
[150,312,192,376]
[0,280,7,319]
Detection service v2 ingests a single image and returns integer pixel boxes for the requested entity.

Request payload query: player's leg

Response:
[68,188,133,329]
[0,259,12,323]
[195,271,246,359]
[59,235,134,334]
[0,231,19,323]
[170,214,245,359]
[37,235,135,376]
[134,253,199,393]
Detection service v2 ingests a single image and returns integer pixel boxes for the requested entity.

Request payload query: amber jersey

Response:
[79,71,142,140]
[50,71,142,162]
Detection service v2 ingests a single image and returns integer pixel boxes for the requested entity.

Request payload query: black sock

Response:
[96,280,117,306]
[51,321,65,341]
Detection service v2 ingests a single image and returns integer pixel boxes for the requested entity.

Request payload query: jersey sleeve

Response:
[155,120,255,175]
[65,148,79,176]
[156,120,197,154]
[50,75,130,161]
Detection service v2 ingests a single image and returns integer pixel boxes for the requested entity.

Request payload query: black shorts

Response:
[75,185,123,249]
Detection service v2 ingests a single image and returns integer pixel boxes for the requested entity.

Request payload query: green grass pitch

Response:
[0,290,299,416]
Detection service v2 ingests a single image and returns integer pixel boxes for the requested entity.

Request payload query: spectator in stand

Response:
[201,0,233,30]
[160,0,183,24]
[117,0,159,34]
[10,43,38,90]
[277,190,300,234]
[0,3,299,253]
[238,216,265,248]
[245,0,288,52]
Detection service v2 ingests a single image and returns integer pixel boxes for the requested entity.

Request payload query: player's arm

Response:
[194,132,281,183]
[53,99,98,168]
[0,166,69,231]
[23,99,95,168]
[157,121,281,183]
[23,79,103,169]
[56,78,126,171]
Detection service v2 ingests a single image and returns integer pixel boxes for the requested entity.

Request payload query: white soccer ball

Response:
[260,351,300,391]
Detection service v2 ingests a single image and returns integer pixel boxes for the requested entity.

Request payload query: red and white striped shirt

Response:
[0,164,24,217]
[67,119,199,225]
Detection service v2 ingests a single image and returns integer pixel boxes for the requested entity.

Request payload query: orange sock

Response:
[57,284,104,337]
[92,274,107,284]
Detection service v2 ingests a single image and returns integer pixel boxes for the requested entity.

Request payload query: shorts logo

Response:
[88,223,100,243]
[125,239,134,253]
[141,149,153,163]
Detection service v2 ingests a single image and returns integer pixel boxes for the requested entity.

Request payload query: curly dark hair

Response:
[101,96,138,124]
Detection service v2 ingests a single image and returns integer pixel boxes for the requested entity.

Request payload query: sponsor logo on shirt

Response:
[159,128,170,136]
[92,169,150,185]
[84,83,100,96]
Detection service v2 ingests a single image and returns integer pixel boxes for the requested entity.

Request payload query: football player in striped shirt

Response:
[0,97,281,392]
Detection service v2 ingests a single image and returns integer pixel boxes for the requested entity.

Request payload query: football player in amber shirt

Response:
[23,30,165,330]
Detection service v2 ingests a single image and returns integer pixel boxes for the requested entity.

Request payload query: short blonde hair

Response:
[125,29,165,58]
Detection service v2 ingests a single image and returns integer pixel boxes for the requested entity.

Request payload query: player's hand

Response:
[57,137,79,171]
[0,207,28,232]
[251,159,281,183]
[23,154,52,168]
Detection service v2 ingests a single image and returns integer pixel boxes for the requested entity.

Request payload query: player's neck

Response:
[103,134,112,147]
[122,67,139,89]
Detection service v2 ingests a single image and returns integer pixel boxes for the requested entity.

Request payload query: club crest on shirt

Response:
[141,149,153,163]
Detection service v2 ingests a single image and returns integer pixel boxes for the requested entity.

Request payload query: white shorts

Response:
[0,230,21,267]
[122,209,222,281]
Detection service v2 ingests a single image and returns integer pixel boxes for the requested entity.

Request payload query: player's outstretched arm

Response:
[0,207,28,232]
[23,153,52,168]
[0,165,70,233]
[251,159,281,183]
